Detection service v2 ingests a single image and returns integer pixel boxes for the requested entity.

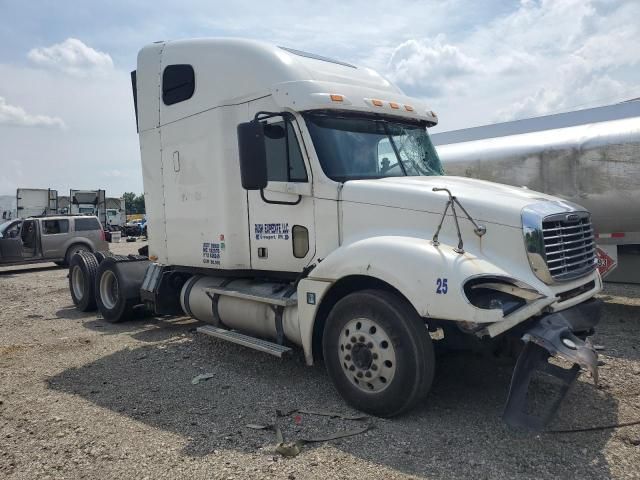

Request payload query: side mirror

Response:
[237,120,268,190]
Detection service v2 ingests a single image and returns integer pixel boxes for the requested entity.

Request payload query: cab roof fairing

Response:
[136,38,438,129]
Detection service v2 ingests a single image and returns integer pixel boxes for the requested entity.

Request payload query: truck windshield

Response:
[303,112,444,182]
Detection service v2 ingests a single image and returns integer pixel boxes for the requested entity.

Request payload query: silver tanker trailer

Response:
[433,100,640,282]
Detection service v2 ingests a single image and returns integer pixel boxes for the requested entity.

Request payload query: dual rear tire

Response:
[69,251,99,311]
[68,251,148,322]
[94,259,137,322]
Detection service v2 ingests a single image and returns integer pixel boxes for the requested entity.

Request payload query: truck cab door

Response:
[247,116,316,272]
[20,220,39,259]
[0,221,23,263]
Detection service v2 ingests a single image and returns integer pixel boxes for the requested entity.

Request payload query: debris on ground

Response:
[191,373,215,385]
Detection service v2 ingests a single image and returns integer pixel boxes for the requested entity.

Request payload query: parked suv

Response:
[0,215,108,267]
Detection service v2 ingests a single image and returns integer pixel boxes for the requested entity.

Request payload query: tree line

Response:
[123,192,146,214]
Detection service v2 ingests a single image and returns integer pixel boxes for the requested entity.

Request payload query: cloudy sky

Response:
[0,0,639,196]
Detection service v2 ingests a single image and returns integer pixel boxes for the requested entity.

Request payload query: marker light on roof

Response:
[389,102,400,109]
[404,105,414,112]
[372,99,383,107]
[330,94,344,102]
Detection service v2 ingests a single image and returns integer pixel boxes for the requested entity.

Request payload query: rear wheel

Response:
[95,259,136,323]
[68,251,98,311]
[64,243,90,266]
[94,251,115,264]
[323,290,435,417]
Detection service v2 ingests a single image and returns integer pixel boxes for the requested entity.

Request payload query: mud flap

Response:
[502,309,599,430]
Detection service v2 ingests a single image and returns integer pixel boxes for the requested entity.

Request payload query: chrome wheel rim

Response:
[99,270,119,310]
[339,317,397,393]
[71,265,84,300]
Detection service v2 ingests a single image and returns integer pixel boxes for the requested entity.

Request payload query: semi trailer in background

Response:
[69,189,106,225]
[8,188,125,231]
[433,101,640,283]
[67,38,605,430]
[16,188,59,218]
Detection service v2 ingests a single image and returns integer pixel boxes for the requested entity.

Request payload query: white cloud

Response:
[27,38,114,76]
[0,96,65,129]
[375,0,640,129]
[386,35,478,96]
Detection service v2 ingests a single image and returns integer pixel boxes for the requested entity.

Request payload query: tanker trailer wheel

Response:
[322,289,435,417]
[95,259,136,323]
[68,251,99,312]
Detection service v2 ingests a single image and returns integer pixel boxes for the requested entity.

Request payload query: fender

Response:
[310,235,520,323]
[297,235,536,365]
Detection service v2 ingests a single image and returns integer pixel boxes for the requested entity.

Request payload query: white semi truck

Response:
[105,197,126,229]
[68,39,603,429]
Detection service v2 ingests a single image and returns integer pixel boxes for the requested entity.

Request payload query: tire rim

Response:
[99,270,119,310]
[338,317,397,393]
[71,265,84,300]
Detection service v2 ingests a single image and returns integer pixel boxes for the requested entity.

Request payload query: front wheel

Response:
[323,290,435,417]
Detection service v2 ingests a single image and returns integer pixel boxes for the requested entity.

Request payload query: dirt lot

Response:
[1,240,639,479]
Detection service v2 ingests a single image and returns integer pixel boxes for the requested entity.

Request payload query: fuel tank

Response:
[180,275,302,346]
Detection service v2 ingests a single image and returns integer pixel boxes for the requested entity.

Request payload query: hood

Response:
[340,176,580,228]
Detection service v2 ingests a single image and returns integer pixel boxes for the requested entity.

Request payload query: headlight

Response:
[463,275,544,316]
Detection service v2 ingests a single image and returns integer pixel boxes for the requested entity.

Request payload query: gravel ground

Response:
[1,240,639,479]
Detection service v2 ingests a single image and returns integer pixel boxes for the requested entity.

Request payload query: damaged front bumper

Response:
[503,298,602,430]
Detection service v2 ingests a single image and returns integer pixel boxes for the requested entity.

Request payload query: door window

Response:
[264,120,308,183]
[21,221,36,248]
[43,219,69,235]
[0,221,21,238]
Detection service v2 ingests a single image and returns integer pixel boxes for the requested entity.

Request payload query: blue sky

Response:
[0,0,639,196]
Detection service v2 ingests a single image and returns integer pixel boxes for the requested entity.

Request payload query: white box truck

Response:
[68,39,603,429]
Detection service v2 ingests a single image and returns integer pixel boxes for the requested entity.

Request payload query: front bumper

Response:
[503,298,602,430]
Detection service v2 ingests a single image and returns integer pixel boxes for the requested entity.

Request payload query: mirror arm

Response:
[255,111,294,122]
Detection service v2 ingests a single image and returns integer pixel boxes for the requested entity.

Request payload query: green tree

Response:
[133,194,145,214]
[123,192,136,215]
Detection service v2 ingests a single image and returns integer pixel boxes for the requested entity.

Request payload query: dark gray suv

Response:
[0,215,109,267]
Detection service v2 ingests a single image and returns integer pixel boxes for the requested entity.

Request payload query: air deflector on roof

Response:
[278,46,356,69]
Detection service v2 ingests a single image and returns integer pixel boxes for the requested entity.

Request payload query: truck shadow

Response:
[47,323,619,479]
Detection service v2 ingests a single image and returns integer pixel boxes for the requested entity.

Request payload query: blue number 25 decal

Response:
[436,278,448,294]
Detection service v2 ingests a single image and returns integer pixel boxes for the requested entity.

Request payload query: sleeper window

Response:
[162,64,195,105]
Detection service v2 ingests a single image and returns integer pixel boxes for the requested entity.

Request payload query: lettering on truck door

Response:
[247,110,316,272]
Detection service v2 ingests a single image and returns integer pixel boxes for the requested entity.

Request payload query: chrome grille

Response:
[542,213,596,281]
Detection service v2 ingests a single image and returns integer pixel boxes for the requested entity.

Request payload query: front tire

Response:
[323,290,435,417]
